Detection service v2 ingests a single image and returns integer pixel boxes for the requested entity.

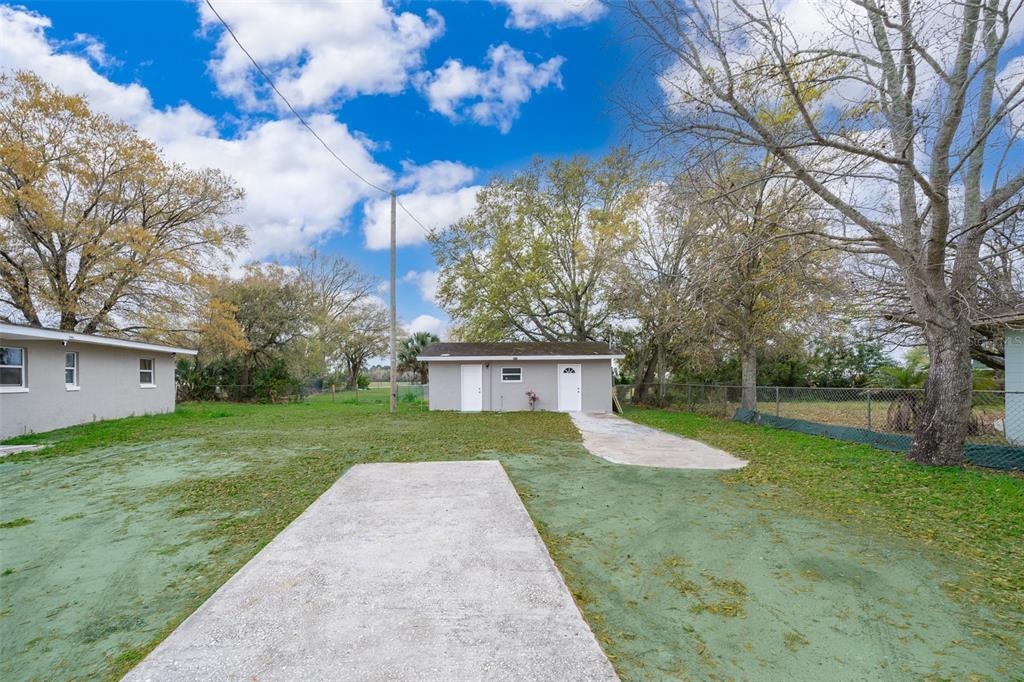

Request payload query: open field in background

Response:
[777,401,1009,444]
[619,384,1021,447]
[2,395,1022,680]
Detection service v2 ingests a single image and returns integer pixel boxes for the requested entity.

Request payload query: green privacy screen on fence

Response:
[733,408,1024,471]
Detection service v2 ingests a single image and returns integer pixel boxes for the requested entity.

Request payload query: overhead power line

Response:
[203,0,434,241]
[204,0,436,415]
[395,197,430,235]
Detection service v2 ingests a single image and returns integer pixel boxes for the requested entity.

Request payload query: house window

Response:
[139,358,155,386]
[65,352,78,388]
[0,346,26,389]
[501,367,522,383]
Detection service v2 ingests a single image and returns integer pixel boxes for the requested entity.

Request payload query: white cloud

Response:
[0,5,393,261]
[418,43,564,133]
[403,269,440,304]
[407,314,446,338]
[67,32,118,68]
[160,116,392,259]
[1,6,156,122]
[363,162,481,250]
[198,0,443,110]
[494,0,605,29]
[998,56,1024,128]
[397,160,476,193]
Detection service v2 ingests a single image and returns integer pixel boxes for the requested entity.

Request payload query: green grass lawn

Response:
[1,394,1022,680]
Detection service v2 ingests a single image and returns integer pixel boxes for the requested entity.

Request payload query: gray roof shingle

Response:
[419,341,617,357]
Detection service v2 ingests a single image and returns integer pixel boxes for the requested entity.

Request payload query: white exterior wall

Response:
[426,359,613,412]
[0,339,178,440]
[1006,330,1024,446]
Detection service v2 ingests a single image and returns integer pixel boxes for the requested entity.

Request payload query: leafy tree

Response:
[0,72,245,334]
[335,302,390,389]
[874,348,930,389]
[432,150,644,341]
[206,264,313,385]
[627,0,1024,464]
[398,331,440,384]
[806,333,892,388]
[679,154,842,408]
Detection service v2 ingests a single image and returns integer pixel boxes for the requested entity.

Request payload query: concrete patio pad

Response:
[571,412,747,470]
[124,460,618,682]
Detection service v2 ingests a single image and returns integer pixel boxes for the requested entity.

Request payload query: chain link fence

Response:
[318,383,428,404]
[616,383,1024,449]
[175,382,309,403]
[175,382,428,405]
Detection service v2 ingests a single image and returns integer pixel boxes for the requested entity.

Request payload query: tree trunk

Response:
[345,357,361,390]
[240,356,252,388]
[656,339,666,405]
[633,340,659,404]
[740,341,757,411]
[908,327,972,466]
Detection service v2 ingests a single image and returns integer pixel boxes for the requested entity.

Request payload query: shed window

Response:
[139,358,155,386]
[1,347,26,388]
[65,352,78,387]
[501,367,522,383]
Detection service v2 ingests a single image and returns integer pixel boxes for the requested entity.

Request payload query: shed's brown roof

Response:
[420,341,616,357]
[971,308,1024,328]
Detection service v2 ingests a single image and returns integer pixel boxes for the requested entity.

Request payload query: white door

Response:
[557,364,582,412]
[460,364,483,412]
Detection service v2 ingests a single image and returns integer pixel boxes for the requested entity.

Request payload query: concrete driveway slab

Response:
[571,412,747,470]
[124,460,618,682]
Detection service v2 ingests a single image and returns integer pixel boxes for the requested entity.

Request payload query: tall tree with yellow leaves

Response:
[0,72,245,336]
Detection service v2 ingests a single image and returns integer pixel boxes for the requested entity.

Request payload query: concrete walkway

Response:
[125,461,618,681]
[571,412,747,470]
[0,444,43,457]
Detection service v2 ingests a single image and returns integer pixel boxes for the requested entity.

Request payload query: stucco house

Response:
[973,309,1024,446]
[0,323,196,440]
[1005,326,1023,446]
[417,342,623,412]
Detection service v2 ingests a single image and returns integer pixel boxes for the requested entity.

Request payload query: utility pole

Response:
[389,192,398,414]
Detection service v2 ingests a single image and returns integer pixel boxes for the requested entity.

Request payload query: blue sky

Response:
[4,1,1020,341]
[2,0,632,337]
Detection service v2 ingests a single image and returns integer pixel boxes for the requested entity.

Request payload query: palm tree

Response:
[872,348,928,432]
[398,332,439,384]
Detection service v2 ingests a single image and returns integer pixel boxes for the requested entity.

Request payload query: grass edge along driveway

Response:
[0,394,1021,680]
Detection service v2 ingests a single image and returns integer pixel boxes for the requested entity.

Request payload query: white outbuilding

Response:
[417,342,623,413]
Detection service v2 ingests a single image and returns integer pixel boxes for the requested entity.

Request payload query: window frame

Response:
[0,346,27,392]
[139,357,156,388]
[65,351,79,390]
[500,366,523,383]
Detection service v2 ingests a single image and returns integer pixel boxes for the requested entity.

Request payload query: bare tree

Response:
[296,250,377,325]
[295,250,378,377]
[614,175,697,402]
[625,0,1024,464]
